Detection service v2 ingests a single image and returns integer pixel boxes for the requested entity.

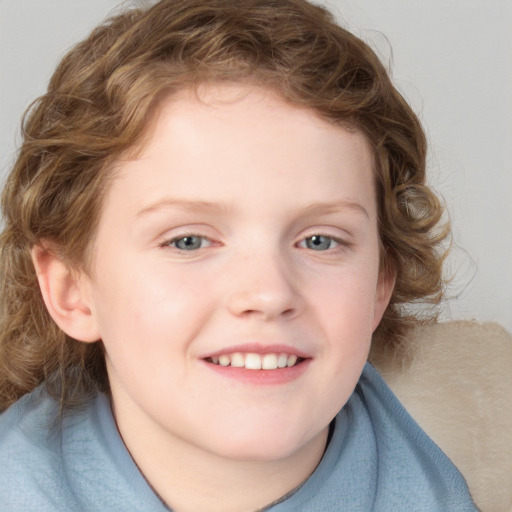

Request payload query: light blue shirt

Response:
[0,364,478,511]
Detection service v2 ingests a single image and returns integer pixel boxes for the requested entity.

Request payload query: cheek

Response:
[308,264,380,323]
[91,260,215,357]
[303,266,380,374]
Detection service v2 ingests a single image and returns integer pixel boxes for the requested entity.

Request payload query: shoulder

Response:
[273,363,479,511]
[0,386,60,455]
[0,388,170,512]
[356,363,479,511]
[0,387,82,510]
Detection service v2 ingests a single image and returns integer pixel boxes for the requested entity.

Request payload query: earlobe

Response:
[31,244,100,343]
[372,267,396,331]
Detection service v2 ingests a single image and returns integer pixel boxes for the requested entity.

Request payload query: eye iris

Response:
[306,235,331,251]
[175,236,202,250]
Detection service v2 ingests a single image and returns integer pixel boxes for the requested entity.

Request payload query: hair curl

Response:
[0,0,449,410]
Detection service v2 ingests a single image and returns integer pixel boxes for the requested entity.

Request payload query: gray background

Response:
[1,0,511,332]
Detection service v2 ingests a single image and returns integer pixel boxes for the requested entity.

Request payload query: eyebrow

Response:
[302,200,370,220]
[136,199,231,218]
[136,198,370,219]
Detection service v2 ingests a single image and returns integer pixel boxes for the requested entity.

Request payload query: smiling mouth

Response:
[205,352,304,370]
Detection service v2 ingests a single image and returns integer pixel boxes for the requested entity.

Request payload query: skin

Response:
[34,84,394,512]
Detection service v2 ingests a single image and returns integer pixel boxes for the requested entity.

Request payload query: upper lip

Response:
[200,343,312,360]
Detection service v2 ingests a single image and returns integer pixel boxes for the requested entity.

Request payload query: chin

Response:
[202,423,326,463]
[215,444,302,463]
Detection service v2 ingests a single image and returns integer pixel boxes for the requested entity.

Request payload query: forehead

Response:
[135,82,372,160]
[106,84,376,218]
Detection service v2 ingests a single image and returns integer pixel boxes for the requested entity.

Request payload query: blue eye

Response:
[168,235,210,251]
[301,235,338,251]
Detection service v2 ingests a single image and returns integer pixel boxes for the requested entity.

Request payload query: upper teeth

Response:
[209,353,299,370]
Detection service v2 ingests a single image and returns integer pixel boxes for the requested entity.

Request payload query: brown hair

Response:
[0,0,448,410]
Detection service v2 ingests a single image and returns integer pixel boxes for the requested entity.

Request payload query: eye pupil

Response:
[306,235,331,251]
[175,236,202,250]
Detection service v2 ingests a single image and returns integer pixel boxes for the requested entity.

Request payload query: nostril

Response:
[239,307,296,320]
[226,286,303,320]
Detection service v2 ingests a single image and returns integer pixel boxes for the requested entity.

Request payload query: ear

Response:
[372,266,396,332]
[31,244,100,343]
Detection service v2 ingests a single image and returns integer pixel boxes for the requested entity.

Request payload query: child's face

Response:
[81,85,393,462]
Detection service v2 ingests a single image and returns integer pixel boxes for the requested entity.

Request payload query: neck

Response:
[119,418,328,512]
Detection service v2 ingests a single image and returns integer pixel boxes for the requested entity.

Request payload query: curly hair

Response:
[0,0,448,410]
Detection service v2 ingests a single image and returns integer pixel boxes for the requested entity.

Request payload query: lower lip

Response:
[202,359,311,385]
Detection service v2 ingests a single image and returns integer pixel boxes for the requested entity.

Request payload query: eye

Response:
[299,235,340,251]
[166,235,211,251]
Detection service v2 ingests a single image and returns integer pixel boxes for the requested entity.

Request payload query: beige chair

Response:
[370,321,512,512]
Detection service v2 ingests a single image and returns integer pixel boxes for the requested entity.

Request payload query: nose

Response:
[225,251,303,321]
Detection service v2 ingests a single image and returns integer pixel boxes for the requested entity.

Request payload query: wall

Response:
[1,0,510,332]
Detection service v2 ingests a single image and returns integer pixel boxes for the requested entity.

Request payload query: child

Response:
[0,0,478,510]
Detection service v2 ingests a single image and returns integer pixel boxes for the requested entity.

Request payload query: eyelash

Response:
[161,234,213,251]
[296,234,349,252]
[161,233,349,253]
